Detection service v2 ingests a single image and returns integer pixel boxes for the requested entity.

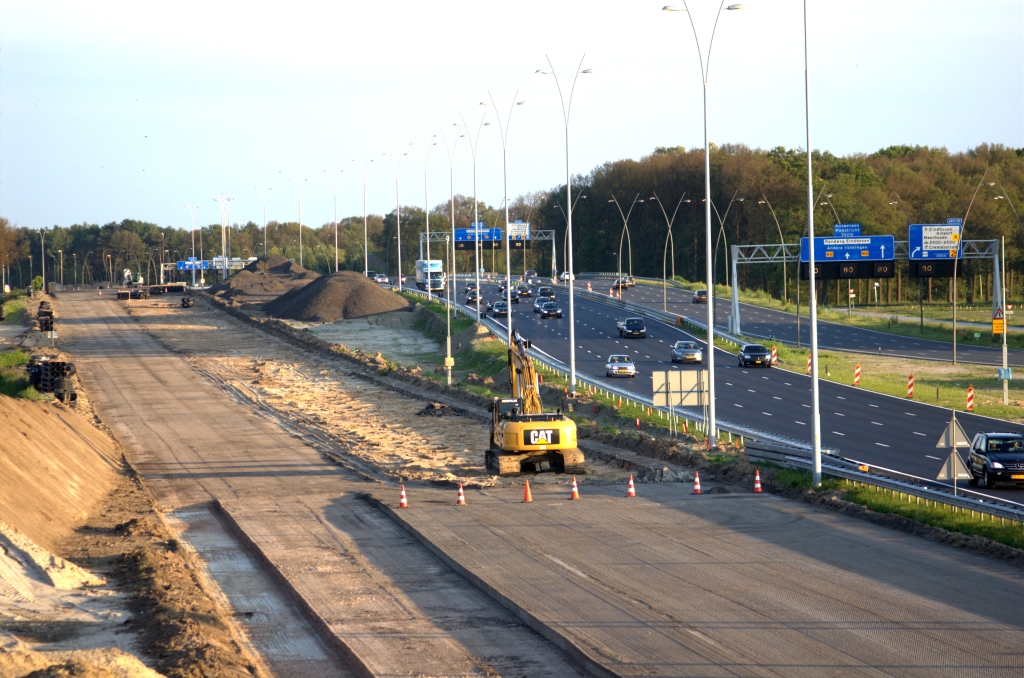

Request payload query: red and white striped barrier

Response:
[967,384,975,411]
[771,346,778,365]
[854,364,861,386]
[587,281,592,292]
[806,355,812,375]
[907,374,915,399]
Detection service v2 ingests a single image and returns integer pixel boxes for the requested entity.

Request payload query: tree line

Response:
[2,143,1022,304]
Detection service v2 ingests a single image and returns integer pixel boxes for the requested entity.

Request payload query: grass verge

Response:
[0,350,47,400]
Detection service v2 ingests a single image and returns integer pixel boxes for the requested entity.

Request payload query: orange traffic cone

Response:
[692,472,702,495]
[523,479,533,503]
[625,475,636,498]
[754,469,762,493]
[456,482,466,505]
[570,476,581,500]
[399,485,409,508]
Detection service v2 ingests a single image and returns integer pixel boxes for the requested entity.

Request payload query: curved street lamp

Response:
[554,194,587,277]
[353,157,374,276]
[951,175,993,364]
[384,146,412,291]
[662,2,744,446]
[608,194,642,299]
[488,92,526,344]
[457,106,491,320]
[256,187,273,257]
[413,135,439,286]
[650,192,689,311]
[537,55,593,396]
[325,168,344,272]
[888,193,923,331]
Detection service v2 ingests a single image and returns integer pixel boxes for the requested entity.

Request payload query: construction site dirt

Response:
[30,290,1024,676]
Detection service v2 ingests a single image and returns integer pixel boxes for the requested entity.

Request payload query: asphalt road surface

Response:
[589,279,1024,367]
[468,282,1024,502]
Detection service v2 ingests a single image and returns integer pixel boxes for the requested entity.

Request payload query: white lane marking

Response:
[837,396,846,400]
[905,413,916,416]
[925,455,941,460]
[748,389,756,393]
[734,403,744,408]
[913,432,927,436]
[869,404,879,408]
[545,554,588,579]
[875,442,890,448]
[802,404,811,408]
[834,413,846,417]
[795,420,806,425]
[871,422,883,426]
[832,431,846,436]
[725,382,734,386]
[773,396,782,400]
[762,412,773,416]
[784,382,792,386]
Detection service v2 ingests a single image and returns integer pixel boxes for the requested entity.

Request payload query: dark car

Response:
[738,343,772,368]
[969,433,1024,488]
[618,317,647,338]
[491,300,509,317]
[693,289,708,304]
[536,286,554,298]
[525,269,538,278]
[466,289,480,303]
[507,289,520,303]
[516,284,532,297]
[540,302,563,318]
[465,282,477,293]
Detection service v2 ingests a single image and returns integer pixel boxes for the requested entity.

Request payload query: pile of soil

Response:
[208,255,318,305]
[416,402,464,417]
[264,271,411,322]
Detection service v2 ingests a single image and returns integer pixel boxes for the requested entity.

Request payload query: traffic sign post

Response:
[993,307,1005,335]
[935,411,972,496]
[908,224,962,261]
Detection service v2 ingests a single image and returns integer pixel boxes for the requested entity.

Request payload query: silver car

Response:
[533,295,555,312]
[670,340,703,364]
[605,354,636,378]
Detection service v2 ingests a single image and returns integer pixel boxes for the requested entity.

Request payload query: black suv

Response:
[968,433,1024,488]
[738,344,772,368]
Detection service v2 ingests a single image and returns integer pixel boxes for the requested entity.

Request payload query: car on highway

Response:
[605,355,636,378]
[670,340,703,364]
[465,282,477,293]
[968,433,1024,488]
[466,289,480,303]
[533,295,555,312]
[491,300,509,317]
[692,289,708,304]
[525,269,538,278]
[516,284,532,297]
[365,270,377,279]
[539,301,563,319]
[536,286,554,298]
[617,317,647,338]
[612,275,635,289]
[738,343,772,368]
[559,272,575,282]
[374,274,390,284]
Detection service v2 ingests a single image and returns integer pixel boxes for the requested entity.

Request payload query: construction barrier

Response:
[754,469,763,493]
[907,374,915,399]
[967,384,975,411]
[676,316,683,327]
[625,475,636,498]
[399,485,409,509]
[771,346,778,365]
[456,483,466,506]
[569,476,581,500]
[806,355,812,375]
[854,364,861,386]
[692,472,702,495]
[635,418,641,431]
[587,281,592,292]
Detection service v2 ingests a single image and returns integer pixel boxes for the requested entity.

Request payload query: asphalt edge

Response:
[365,493,625,678]
[210,499,377,678]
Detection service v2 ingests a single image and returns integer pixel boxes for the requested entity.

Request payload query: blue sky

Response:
[2,0,1021,231]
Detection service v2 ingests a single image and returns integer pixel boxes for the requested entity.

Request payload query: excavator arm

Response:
[508,330,543,415]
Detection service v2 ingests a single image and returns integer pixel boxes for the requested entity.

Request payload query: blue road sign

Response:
[455,227,501,242]
[800,235,895,263]
[908,224,962,260]
[833,223,861,237]
[176,260,210,271]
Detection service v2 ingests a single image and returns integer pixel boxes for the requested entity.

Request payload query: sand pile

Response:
[264,270,411,322]
[208,255,319,304]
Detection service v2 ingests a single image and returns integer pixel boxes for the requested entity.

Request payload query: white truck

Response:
[414,259,446,291]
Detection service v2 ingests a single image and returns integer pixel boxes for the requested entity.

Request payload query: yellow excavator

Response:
[486,330,586,476]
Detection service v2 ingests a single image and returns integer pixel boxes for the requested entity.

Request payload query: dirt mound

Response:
[207,255,318,305]
[264,270,411,322]
[0,395,121,551]
[416,402,465,417]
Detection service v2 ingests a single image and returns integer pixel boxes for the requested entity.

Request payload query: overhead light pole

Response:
[289,178,308,268]
[554,194,586,278]
[888,193,920,331]
[457,107,490,320]
[536,55,593,396]
[651,192,689,310]
[488,92,526,344]
[663,2,743,446]
[186,205,200,286]
[384,146,412,291]
[414,135,440,286]
[608,194,643,298]
[439,124,466,324]
[952,176,993,364]
[325,168,344,272]
[213,196,234,280]
[256,187,272,257]
[353,158,374,276]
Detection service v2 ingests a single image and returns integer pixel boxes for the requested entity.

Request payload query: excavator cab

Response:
[485,331,586,476]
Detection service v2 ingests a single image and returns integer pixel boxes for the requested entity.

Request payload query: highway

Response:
[466,281,1024,501]
[585,278,1024,366]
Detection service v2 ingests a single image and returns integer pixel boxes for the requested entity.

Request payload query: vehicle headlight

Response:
[991,461,1005,469]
